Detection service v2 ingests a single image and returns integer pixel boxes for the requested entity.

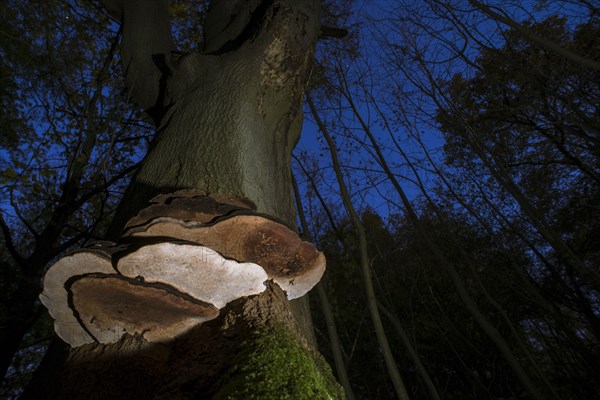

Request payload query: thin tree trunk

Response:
[307,93,411,400]
[378,302,442,400]
[292,172,357,400]
[415,57,600,289]
[335,72,548,400]
[467,0,600,71]
[358,83,561,397]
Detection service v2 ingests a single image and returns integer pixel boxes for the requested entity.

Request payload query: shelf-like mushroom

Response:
[116,242,269,308]
[68,274,219,344]
[40,191,326,348]
[124,215,326,299]
[124,189,256,231]
[40,241,262,347]
[40,246,119,347]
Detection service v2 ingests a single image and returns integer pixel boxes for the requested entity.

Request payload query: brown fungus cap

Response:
[40,246,119,347]
[124,190,257,231]
[40,241,257,348]
[68,274,219,344]
[123,215,326,299]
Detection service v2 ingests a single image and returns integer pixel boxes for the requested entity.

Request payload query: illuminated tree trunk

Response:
[21,1,344,398]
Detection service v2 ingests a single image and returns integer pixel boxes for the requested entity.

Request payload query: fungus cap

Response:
[124,215,325,299]
[40,246,118,346]
[116,242,269,309]
[69,274,219,344]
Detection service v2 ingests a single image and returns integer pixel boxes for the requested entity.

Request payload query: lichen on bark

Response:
[214,323,344,400]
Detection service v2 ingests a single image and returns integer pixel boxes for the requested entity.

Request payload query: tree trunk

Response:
[0,278,40,382]
[21,0,343,398]
[308,94,412,400]
[21,283,342,399]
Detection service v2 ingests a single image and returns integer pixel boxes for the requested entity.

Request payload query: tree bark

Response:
[21,0,342,397]
[106,0,317,230]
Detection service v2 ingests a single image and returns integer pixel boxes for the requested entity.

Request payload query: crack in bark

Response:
[148,54,175,125]
[206,0,276,55]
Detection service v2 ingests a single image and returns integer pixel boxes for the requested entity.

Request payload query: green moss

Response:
[214,325,345,400]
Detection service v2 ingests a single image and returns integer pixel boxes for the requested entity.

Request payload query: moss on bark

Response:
[214,323,344,399]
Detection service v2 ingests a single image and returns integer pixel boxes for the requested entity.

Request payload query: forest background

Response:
[1,0,598,399]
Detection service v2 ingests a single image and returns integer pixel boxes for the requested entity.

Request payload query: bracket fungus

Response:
[123,191,326,300]
[40,246,118,347]
[124,215,326,299]
[69,274,219,344]
[116,242,269,309]
[123,189,257,230]
[39,191,326,348]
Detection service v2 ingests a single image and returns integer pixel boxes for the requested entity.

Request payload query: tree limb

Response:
[319,25,348,39]
[468,0,600,71]
[9,188,39,239]
[0,212,24,265]
[75,161,141,209]
[103,0,174,118]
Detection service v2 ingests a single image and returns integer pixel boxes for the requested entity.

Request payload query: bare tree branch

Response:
[468,0,600,71]
[0,212,24,265]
